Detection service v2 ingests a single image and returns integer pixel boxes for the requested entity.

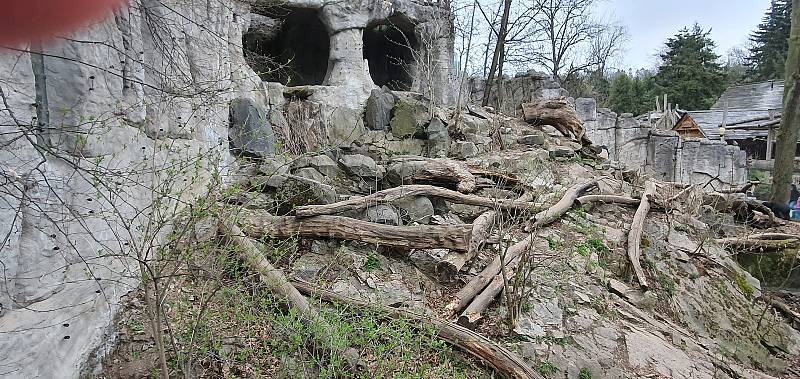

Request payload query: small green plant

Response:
[575,243,590,257]
[578,367,593,379]
[734,274,755,298]
[363,252,381,272]
[657,275,678,297]
[545,236,563,250]
[535,360,558,377]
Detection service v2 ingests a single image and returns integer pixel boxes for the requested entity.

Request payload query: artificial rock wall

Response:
[0,0,456,377]
[577,98,748,188]
[465,72,748,188]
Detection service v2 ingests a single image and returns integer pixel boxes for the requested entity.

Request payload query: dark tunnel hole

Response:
[243,7,330,86]
[364,15,419,91]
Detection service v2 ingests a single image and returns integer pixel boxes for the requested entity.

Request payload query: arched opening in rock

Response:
[363,15,418,91]
[243,7,330,86]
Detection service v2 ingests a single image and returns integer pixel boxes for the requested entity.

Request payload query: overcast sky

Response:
[596,0,774,70]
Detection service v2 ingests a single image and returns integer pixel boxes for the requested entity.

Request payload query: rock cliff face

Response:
[0,1,454,377]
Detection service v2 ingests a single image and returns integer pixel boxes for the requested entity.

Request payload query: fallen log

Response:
[521,97,590,145]
[715,234,800,252]
[220,221,342,350]
[436,210,498,279]
[444,235,535,318]
[292,281,543,379]
[468,166,522,188]
[627,180,656,289]
[527,180,599,230]
[457,255,522,328]
[576,194,640,207]
[240,211,471,252]
[390,156,477,193]
[295,185,539,218]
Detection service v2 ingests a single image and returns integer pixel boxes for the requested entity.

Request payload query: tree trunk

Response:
[295,185,538,218]
[482,0,512,107]
[770,0,800,203]
[437,210,497,279]
[240,211,472,252]
[292,281,544,379]
[627,181,656,289]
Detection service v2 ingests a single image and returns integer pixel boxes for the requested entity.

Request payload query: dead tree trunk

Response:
[220,221,335,342]
[240,211,472,252]
[444,235,535,317]
[390,157,478,193]
[627,181,656,289]
[292,281,543,379]
[521,98,590,145]
[295,185,538,218]
[527,180,598,230]
[437,210,498,279]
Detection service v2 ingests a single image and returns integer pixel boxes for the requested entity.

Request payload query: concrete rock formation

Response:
[0,0,455,377]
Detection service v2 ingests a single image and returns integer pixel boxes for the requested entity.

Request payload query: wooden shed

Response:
[672,113,707,139]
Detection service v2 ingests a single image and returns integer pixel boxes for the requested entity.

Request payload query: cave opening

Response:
[243,7,330,86]
[363,15,419,91]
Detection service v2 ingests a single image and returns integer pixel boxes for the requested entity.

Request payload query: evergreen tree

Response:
[654,24,726,110]
[748,0,793,81]
[609,72,634,114]
[608,71,656,115]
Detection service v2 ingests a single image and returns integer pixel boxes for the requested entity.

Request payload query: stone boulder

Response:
[339,154,383,178]
[449,141,479,159]
[294,167,329,184]
[393,196,434,224]
[328,107,367,146]
[517,132,545,146]
[423,117,450,158]
[385,160,427,186]
[291,154,342,178]
[365,87,395,131]
[229,98,275,156]
[390,98,428,139]
[365,204,400,226]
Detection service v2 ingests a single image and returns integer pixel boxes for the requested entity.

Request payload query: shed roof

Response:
[681,110,776,140]
[712,81,784,111]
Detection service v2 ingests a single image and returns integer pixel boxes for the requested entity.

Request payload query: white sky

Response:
[595,0,773,70]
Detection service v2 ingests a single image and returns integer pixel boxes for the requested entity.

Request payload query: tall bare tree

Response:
[482,0,512,106]
[770,0,800,203]
[533,0,606,82]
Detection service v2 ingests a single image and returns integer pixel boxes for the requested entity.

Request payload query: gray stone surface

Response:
[449,141,478,159]
[229,98,275,156]
[365,88,395,131]
[517,132,545,146]
[393,196,434,224]
[339,154,382,178]
[390,98,428,139]
[424,117,450,158]
[365,204,400,226]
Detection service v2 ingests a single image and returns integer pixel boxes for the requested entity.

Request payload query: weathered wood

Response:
[627,181,656,289]
[715,233,800,251]
[444,235,535,317]
[241,211,472,252]
[292,281,543,379]
[437,210,498,279]
[295,185,538,218]
[457,255,521,328]
[220,221,334,341]
[390,156,477,193]
[521,97,590,145]
[468,166,522,187]
[576,194,640,207]
[527,180,599,230]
